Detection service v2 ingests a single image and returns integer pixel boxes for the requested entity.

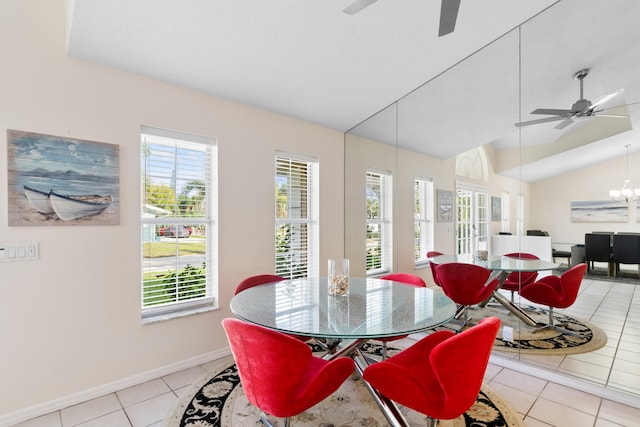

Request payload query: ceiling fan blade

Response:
[531,108,573,116]
[554,118,574,129]
[515,115,565,128]
[439,0,461,36]
[343,0,378,15]
[589,89,624,111]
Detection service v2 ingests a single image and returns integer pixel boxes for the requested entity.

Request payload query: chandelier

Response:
[609,144,640,202]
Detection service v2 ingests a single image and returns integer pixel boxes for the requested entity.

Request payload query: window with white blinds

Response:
[414,178,434,266]
[140,126,217,319]
[501,191,510,233]
[275,153,319,279]
[366,169,393,275]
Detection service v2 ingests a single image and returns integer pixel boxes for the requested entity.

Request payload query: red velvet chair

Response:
[427,251,444,287]
[435,263,499,327]
[235,274,310,343]
[363,317,500,426]
[377,273,427,359]
[222,318,355,427]
[235,274,286,295]
[501,252,539,303]
[519,263,587,336]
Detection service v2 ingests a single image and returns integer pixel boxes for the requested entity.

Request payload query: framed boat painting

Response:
[7,130,120,226]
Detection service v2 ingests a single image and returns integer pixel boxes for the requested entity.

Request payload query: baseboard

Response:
[0,348,231,427]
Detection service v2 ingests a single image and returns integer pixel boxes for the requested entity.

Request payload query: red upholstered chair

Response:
[501,252,539,303]
[519,263,587,336]
[377,273,427,359]
[235,274,286,295]
[363,317,500,427]
[235,274,309,343]
[427,251,444,287]
[222,318,355,427]
[435,263,499,327]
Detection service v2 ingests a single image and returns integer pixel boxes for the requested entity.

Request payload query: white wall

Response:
[0,1,344,421]
[530,150,640,246]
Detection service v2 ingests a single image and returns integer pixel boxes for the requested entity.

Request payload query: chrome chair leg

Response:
[532,307,581,337]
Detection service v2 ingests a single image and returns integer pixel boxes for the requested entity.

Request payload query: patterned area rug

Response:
[469,304,608,355]
[163,343,525,427]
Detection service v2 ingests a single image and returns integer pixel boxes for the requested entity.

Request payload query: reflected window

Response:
[366,169,393,275]
[414,177,434,265]
[275,153,319,279]
[501,191,510,233]
[455,147,489,181]
[140,126,217,319]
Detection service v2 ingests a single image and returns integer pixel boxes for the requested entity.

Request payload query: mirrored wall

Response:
[345,0,640,402]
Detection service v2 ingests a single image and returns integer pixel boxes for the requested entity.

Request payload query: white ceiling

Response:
[66,0,640,182]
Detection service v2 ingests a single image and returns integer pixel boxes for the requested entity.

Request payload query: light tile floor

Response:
[12,274,640,427]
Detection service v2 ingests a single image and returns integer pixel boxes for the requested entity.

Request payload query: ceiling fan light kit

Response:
[609,144,640,202]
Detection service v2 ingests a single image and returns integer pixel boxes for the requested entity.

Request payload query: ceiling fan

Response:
[343,0,461,37]
[515,68,625,129]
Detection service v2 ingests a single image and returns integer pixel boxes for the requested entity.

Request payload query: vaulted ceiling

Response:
[66,0,640,182]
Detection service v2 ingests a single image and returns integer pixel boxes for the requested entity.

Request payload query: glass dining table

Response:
[430,254,559,326]
[230,276,457,427]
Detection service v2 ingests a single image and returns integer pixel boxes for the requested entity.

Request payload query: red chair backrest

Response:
[380,273,426,287]
[524,263,586,308]
[235,274,285,295]
[427,251,444,286]
[503,252,539,287]
[431,316,501,418]
[435,263,499,305]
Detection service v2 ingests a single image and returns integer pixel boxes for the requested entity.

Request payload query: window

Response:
[275,153,319,279]
[414,178,434,266]
[140,126,217,319]
[501,191,510,233]
[366,169,392,275]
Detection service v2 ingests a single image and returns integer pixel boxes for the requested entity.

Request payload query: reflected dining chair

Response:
[222,318,355,427]
[363,317,500,427]
[501,252,539,303]
[427,251,444,287]
[377,273,427,359]
[584,233,613,276]
[612,233,640,277]
[435,263,500,327]
[235,274,310,343]
[519,263,587,336]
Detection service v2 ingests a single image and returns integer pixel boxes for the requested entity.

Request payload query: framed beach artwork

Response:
[437,189,453,222]
[570,200,628,223]
[7,130,120,226]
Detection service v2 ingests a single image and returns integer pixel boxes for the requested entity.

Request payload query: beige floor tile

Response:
[124,392,177,427]
[566,351,614,368]
[595,418,625,427]
[487,381,537,414]
[12,412,62,427]
[162,366,208,390]
[116,378,171,408]
[491,368,547,395]
[528,397,596,426]
[597,399,640,426]
[75,410,130,427]
[539,382,601,415]
[60,394,122,426]
[558,358,610,382]
[523,416,554,426]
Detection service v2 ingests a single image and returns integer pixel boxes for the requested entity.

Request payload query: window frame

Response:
[275,152,319,279]
[140,126,218,320]
[414,177,434,266]
[366,169,393,276]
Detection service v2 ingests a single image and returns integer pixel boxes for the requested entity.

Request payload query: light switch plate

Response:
[0,242,39,262]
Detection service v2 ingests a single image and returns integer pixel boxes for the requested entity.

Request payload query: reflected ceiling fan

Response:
[343,0,461,37]
[515,68,625,129]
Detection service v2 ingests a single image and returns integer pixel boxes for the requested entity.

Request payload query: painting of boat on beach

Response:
[7,130,119,226]
[570,200,628,223]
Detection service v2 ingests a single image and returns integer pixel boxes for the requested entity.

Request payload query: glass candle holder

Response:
[328,258,349,296]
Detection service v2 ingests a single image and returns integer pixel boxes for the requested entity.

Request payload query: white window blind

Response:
[501,191,510,233]
[414,178,434,265]
[366,169,392,275]
[140,126,217,319]
[275,154,319,279]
